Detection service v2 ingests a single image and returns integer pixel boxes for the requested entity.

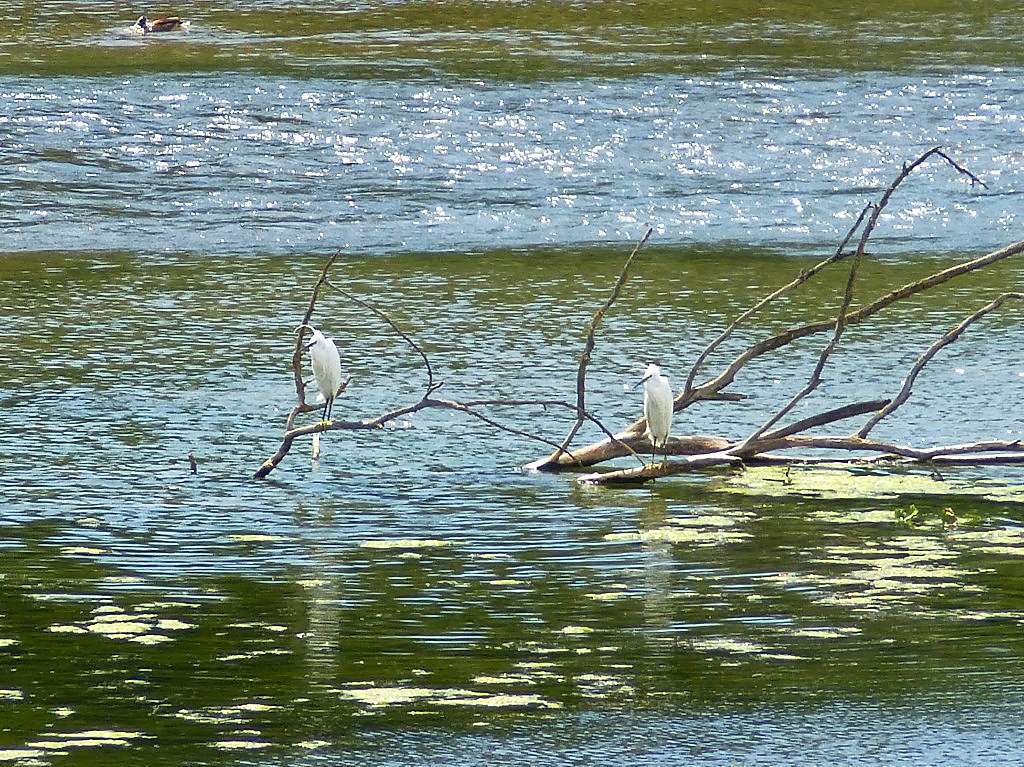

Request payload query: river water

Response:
[2,2,1024,765]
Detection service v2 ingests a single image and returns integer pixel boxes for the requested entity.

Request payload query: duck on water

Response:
[136,15,187,33]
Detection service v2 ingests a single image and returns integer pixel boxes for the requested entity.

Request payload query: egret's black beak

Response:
[302,340,315,351]
[630,373,652,391]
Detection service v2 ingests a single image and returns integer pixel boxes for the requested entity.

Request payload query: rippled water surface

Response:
[2,73,1023,255]
[2,1,1024,765]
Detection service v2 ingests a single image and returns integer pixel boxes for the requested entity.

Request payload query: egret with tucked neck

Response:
[298,325,344,423]
[638,363,673,466]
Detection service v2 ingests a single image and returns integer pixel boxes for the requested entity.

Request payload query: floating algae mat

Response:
[712,466,1024,502]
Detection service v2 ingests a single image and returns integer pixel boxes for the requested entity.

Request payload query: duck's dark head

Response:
[136,16,148,30]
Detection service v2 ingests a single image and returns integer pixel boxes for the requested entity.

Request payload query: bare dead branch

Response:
[578,451,742,485]
[856,292,1023,438]
[458,398,648,468]
[682,146,983,402]
[579,436,1024,485]
[423,398,580,456]
[532,149,1016,470]
[685,147,990,407]
[740,451,1024,467]
[685,237,1024,404]
[927,147,988,189]
[761,399,892,441]
[533,234,1024,470]
[747,435,1024,460]
[526,434,732,471]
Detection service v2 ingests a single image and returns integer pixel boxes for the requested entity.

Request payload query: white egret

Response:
[298,325,343,423]
[639,363,673,465]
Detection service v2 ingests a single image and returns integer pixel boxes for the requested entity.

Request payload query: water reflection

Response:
[3,480,1024,763]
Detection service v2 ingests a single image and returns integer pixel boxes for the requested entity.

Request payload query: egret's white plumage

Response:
[301,326,343,422]
[641,363,673,464]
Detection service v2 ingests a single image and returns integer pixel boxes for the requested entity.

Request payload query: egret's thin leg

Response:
[322,400,329,422]
[327,397,333,420]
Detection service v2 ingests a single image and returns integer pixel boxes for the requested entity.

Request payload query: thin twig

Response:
[543,228,653,466]
[325,278,441,397]
[425,398,577,457]
[734,205,872,450]
[746,434,1024,461]
[683,203,872,398]
[459,398,647,467]
[856,292,1023,438]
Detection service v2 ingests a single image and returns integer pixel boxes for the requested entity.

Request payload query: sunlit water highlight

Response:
[1,72,1022,255]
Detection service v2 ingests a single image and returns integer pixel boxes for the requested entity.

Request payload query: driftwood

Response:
[254,147,1024,482]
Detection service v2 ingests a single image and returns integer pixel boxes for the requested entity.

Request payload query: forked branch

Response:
[255,148,1020,488]
[536,148,1019,470]
[856,292,1023,438]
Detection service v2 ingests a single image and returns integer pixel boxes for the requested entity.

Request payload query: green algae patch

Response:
[948,527,1024,556]
[227,534,291,543]
[473,673,551,686]
[359,539,455,550]
[338,686,560,710]
[433,693,561,710]
[0,750,45,762]
[338,687,444,707]
[27,731,144,750]
[60,547,107,556]
[604,527,750,546]
[714,466,1024,502]
[209,740,273,751]
[587,590,629,601]
[785,627,863,639]
[559,625,594,635]
[46,606,194,646]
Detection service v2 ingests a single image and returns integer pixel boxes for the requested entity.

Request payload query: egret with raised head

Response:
[298,325,343,423]
[639,363,673,465]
